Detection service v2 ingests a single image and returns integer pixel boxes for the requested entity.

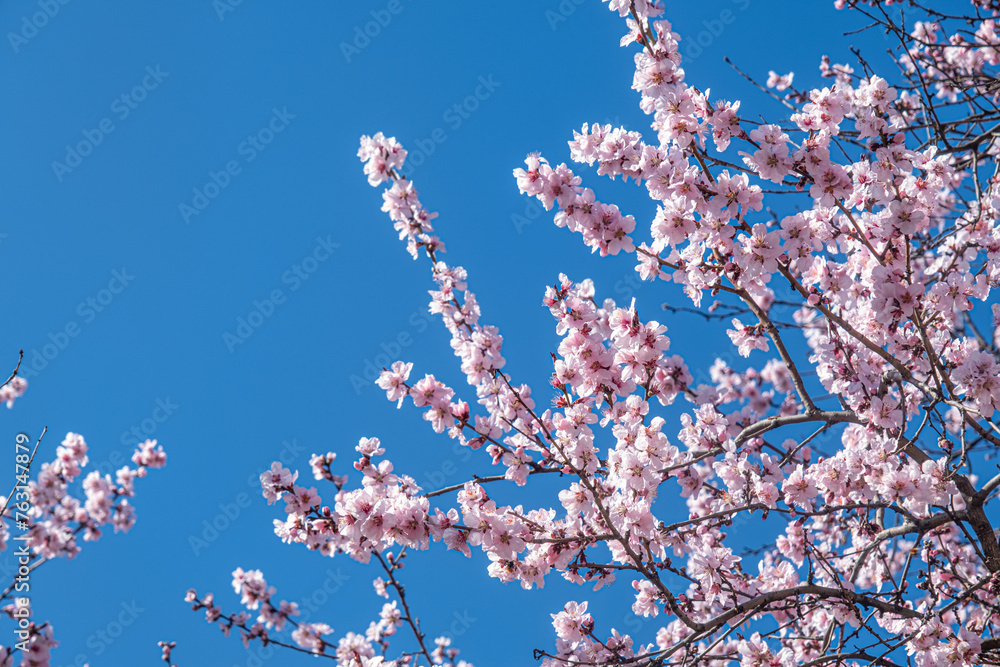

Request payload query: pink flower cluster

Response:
[13,433,166,559]
[187,560,473,666]
[0,421,165,664]
[0,377,26,409]
[199,1,1000,665]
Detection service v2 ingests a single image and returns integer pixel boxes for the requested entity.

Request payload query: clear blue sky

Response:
[0,2,876,665]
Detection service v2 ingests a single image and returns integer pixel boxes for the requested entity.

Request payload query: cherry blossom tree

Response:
[0,353,166,667]
[190,1,1000,665]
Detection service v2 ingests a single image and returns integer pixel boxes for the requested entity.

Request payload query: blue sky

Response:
[0,2,881,665]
